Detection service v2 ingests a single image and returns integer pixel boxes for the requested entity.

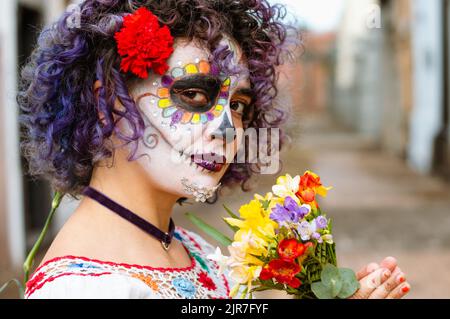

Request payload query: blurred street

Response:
[175,113,450,299]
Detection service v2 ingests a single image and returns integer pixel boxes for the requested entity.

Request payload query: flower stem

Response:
[23,192,64,286]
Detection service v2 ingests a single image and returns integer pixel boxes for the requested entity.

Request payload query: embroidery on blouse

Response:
[25,227,230,299]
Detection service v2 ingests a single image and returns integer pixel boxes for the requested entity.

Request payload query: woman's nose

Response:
[210,113,236,143]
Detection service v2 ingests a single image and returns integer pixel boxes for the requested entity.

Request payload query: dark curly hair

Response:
[19,0,296,196]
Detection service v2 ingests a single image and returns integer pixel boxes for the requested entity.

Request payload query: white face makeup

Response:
[120,36,252,202]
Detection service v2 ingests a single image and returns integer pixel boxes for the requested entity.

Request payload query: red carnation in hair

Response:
[115,7,174,79]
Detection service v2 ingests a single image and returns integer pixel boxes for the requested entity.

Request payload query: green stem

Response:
[23,192,64,285]
[0,279,24,299]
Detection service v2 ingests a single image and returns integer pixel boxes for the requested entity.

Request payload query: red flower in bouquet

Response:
[277,239,306,262]
[259,259,302,288]
[115,7,174,79]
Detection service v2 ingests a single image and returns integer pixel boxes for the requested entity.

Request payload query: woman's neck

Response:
[86,148,179,233]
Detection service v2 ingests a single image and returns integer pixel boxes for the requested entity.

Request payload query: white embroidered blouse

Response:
[25,227,230,299]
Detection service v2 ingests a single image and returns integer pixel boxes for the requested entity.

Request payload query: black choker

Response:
[82,186,175,251]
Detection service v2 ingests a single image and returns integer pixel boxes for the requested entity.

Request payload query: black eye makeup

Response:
[154,59,250,126]
[170,75,221,113]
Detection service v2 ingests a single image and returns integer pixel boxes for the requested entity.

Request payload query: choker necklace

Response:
[82,186,175,251]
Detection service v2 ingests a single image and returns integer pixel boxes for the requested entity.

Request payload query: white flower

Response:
[297,220,318,241]
[272,174,301,200]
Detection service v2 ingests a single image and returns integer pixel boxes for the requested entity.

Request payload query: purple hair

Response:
[19,0,297,196]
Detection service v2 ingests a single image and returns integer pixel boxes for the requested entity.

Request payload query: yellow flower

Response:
[233,229,268,260]
[224,199,278,240]
[238,199,263,220]
[272,174,301,202]
[228,264,262,298]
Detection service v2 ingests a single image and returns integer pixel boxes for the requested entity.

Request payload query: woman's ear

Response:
[93,80,107,126]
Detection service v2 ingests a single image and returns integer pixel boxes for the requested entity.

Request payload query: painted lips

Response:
[191,153,226,172]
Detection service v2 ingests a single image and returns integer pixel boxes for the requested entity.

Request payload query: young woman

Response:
[19,0,410,299]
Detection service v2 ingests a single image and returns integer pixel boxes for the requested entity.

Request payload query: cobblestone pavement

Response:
[174,113,450,299]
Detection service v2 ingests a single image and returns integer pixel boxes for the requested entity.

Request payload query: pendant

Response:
[161,241,171,251]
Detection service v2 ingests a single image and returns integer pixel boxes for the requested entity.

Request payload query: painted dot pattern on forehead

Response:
[155,60,231,126]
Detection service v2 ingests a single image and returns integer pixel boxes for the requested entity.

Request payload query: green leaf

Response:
[321,264,340,286]
[222,217,240,233]
[261,200,271,210]
[185,212,232,247]
[337,268,360,299]
[321,263,342,297]
[311,282,335,299]
[223,204,239,219]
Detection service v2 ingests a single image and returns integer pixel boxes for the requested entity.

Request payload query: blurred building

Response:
[0,0,74,280]
[298,32,337,113]
[333,0,450,177]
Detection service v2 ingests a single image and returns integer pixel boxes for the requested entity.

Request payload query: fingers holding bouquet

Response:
[351,257,410,299]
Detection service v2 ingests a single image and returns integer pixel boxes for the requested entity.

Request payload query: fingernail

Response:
[397,274,406,283]
[401,285,410,293]
[367,264,378,272]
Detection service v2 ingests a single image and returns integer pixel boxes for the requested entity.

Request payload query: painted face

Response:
[121,36,253,202]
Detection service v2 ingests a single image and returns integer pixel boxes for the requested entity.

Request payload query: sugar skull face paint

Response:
[156,60,231,126]
[122,36,253,202]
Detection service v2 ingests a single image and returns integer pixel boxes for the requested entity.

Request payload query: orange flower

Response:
[296,171,332,207]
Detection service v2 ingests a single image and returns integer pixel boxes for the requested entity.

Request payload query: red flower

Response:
[115,7,174,79]
[198,272,217,291]
[259,259,302,289]
[277,239,306,262]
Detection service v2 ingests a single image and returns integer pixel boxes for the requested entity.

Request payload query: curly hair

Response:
[19,0,296,196]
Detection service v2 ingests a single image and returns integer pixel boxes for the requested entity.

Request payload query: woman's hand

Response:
[349,257,410,299]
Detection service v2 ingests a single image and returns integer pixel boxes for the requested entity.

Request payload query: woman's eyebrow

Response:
[234,88,254,100]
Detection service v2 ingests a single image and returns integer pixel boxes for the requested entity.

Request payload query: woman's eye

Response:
[230,100,247,114]
[179,89,209,107]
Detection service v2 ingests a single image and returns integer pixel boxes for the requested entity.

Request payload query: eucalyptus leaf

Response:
[337,268,360,299]
[311,282,336,299]
[185,212,232,247]
[321,264,341,287]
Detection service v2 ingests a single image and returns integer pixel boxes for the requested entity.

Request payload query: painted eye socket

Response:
[179,89,209,108]
[230,100,248,115]
[170,75,221,113]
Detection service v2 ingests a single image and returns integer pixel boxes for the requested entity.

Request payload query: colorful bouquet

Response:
[187,171,360,299]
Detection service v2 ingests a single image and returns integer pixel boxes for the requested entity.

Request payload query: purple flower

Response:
[312,232,321,240]
[315,216,328,230]
[270,204,290,224]
[270,196,311,225]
